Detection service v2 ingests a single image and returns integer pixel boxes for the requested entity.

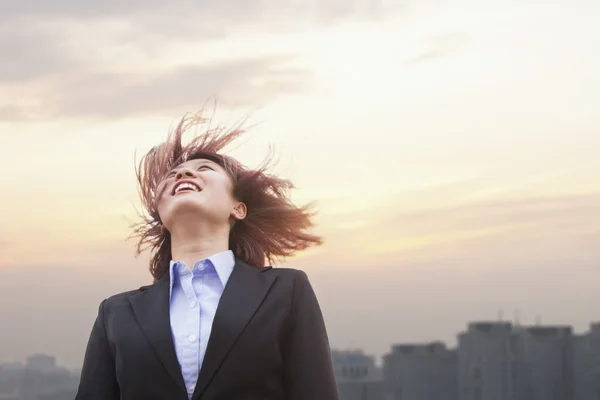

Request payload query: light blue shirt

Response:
[168,250,235,398]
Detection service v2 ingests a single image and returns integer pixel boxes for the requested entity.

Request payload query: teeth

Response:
[175,182,200,193]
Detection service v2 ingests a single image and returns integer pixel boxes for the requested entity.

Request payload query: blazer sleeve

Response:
[75,299,120,400]
[283,270,340,400]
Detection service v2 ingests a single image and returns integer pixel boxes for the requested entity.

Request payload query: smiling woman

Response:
[75,109,339,400]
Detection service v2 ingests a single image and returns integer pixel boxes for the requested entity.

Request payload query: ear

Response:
[231,202,247,221]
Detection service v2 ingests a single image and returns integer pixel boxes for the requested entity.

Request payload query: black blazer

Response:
[75,260,340,400]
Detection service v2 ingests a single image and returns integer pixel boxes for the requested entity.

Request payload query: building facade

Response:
[332,350,384,400]
[457,322,515,400]
[512,326,574,400]
[383,341,458,400]
[573,323,600,400]
[0,354,78,400]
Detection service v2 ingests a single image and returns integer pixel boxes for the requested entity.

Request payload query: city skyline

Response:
[3,319,598,399]
[335,319,600,400]
[1,0,599,368]
[3,317,598,369]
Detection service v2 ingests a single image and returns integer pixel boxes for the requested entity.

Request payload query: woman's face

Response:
[156,158,245,231]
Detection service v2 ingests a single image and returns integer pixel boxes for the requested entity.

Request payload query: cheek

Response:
[210,188,233,209]
[156,200,168,222]
[156,189,172,218]
[156,181,171,201]
[208,177,235,200]
[156,196,166,212]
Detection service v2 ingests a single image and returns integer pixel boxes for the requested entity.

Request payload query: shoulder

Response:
[269,267,314,296]
[237,259,309,282]
[265,266,309,282]
[237,261,314,295]
[101,283,154,309]
[270,268,322,314]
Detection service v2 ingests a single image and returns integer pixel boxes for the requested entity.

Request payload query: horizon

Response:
[5,318,600,369]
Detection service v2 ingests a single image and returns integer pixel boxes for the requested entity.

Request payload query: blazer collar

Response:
[128,259,278,398]
[129,275,185,393]
[193,260,277,399]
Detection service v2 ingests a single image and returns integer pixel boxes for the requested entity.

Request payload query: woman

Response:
[75,112,339,400]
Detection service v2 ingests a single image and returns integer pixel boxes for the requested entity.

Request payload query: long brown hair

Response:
[131,110,323,282]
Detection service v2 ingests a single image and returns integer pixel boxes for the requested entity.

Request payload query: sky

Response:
[0,0,599,368]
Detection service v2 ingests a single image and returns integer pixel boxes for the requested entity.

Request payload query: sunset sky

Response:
[1,0,599,368]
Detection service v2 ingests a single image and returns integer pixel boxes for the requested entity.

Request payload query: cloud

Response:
[387,192,600,235]
[0,55,313,121]
[0,0,401,121]
[315,190,600,268]
[0,0,391,22]
[0,0,394,54]
[0,20,79,83]
[0,10,317,121]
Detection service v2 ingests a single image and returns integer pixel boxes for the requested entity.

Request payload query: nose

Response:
[175,168,195,180]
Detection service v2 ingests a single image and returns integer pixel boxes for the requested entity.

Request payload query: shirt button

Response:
[188,334,197,342]
[190,301,197,308]
[187,385,194,393]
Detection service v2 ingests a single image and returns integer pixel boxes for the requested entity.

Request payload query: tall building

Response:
[573,322,600,400]
[24,355,57,373]
[383,341,458,400]
[0,355,79,400]
[0,363,23,400]
[332,350,384,400]
[589,323,600,399]
[512,326,573,400]
[457,322,515,400]
[20,354,79,400]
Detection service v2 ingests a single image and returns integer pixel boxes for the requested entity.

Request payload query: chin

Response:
[169,196,206,214]
[161,197,223,226]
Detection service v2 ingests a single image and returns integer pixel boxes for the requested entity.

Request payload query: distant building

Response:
[25,354,57,373]
[36,389,78,400]
[0,354,79,400]
[0,363,23,399]
[383,341,458,400]
[512,325,573,400]
[589,323,600,399]
[457,322,515,400]
[332,350,384,400]
[573,322,600,400]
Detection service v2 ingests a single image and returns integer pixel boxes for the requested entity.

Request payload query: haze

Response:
[0,0,599,368]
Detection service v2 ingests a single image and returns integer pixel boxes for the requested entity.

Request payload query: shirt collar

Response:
[168,250,235,290]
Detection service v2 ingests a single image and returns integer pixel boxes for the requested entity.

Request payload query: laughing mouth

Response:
[173,181,202,195]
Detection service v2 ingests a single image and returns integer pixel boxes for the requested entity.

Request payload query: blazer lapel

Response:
[193,260,278,399]
[129,276,186,394]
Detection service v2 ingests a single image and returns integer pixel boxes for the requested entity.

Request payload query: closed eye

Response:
[165,164,214,178]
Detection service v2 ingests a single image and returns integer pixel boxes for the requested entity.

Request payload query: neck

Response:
[169,223,230,269]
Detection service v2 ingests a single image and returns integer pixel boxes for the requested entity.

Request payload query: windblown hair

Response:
[131,110,323,282]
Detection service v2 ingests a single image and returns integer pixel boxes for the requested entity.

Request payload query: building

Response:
[512,326,573,400]
[383,341,458,400]
[573,322,600,400]
[332,350,384,400]
[0,355,79,400]
[589,323,600,399]
[457,322,515,400]
[0,363,23,400]
[25,355,63,375]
